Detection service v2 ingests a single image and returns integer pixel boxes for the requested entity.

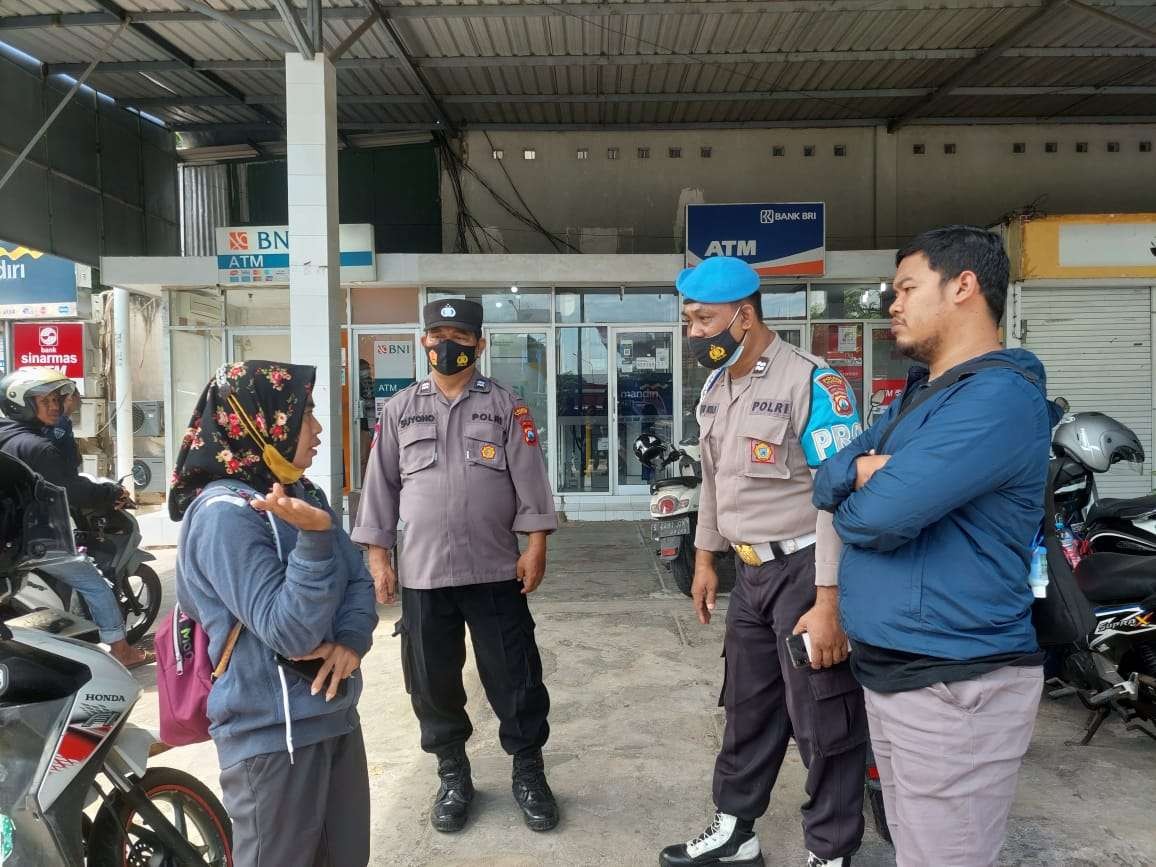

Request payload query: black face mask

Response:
[687,307,748,370]
[427,339,477,375]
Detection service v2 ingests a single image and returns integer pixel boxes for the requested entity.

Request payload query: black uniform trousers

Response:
[398,579,550,758]
[712,548,867,861]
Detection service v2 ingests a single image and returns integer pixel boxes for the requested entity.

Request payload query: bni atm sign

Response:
[215,224,376,285]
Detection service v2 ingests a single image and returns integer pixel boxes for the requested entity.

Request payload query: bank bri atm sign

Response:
[215,224,376,285]
[685,202,825,277]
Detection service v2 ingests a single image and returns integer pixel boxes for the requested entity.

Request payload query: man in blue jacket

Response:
[814,226,1051,867]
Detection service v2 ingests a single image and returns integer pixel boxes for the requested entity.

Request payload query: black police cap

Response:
[423,298,483,335]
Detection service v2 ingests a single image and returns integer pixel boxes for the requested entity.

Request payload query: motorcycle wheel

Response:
[88,767,233,867]
[670,544,696,597]
[121,564,162,646]
[868,786,892,845]
[669,547,738,598]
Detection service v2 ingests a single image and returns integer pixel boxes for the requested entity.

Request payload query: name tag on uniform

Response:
[750,400,791,417]
[701,404,718,416]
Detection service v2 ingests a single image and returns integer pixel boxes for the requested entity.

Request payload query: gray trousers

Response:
[219,728,370,867]
[712,550,867,860]
[865,666,1043,867]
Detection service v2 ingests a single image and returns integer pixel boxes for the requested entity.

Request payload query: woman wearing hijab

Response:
[171,360,378,867]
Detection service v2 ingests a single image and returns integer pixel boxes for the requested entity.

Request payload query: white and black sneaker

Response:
[659,811,764,866]
[807,853,850,867]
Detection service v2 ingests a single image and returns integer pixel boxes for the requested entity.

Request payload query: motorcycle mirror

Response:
[1054,397,1070,413]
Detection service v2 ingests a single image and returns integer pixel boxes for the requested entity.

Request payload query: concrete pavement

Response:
[135,523,1156,867]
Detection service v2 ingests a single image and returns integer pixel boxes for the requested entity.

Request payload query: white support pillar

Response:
[285,52,343,515]
[112,286,135,496]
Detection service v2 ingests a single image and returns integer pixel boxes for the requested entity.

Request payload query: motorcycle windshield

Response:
[0,691,73,865]
[0,453,76,572]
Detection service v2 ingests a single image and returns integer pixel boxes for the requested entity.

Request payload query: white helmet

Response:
[0,368,76,423]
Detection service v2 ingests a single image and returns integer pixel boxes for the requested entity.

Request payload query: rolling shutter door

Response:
[1021,285,1153,499]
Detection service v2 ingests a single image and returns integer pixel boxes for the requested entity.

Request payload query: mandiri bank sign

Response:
[685,202,826,277]
[0,240,90,319]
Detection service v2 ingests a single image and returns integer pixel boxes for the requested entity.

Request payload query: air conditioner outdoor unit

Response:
[73,398,108,439]
[131,456,166,493]
[81,454,111,480]
[108,400,165,437]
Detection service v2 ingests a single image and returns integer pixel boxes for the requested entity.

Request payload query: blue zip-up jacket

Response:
[176,480,378,768]
[813,349,1052,660]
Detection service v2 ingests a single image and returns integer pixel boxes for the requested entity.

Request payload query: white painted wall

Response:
[443,124,1156,254]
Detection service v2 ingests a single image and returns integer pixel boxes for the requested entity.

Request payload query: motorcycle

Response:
[633,433,736,597]
[4,478,160,646]
[74,479,163,645]
[1045,408,1156,744]
[0,452,233,866]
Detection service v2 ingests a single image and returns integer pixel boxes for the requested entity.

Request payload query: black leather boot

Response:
[431,746,475,833]
[511,749,559,832]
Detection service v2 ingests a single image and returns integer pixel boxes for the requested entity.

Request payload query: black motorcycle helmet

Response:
[0,368,76,424]
[633,433,670,470]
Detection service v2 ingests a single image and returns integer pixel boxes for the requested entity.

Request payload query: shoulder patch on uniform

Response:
[815,371,855,418]
[513,405,530,418]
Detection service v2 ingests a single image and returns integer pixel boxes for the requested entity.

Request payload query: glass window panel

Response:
[809,283,889,320]
[486,332,550,462]
[230,332,291,364]
[556,327,610,492]
[760,283,807,320]
[351,286,420,324]
[811,324,864,414]
[615,331,675,488]
[427,288,550,324]
[555,288,678,323]
[225,288,290,327]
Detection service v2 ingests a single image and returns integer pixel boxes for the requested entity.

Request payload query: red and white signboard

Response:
[13,322,85,391]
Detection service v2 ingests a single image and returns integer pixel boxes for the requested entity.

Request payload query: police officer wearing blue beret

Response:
[660,257,867,867]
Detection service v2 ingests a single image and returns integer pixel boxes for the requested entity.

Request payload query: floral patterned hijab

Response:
[169,360,316,521]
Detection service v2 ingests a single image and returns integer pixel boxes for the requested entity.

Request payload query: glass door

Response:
[556,327,611,492]
[612,328,677,493]
[351,330,419,487]
[483,328,551,466]
[811,324,865,413]
[865,323,916,427]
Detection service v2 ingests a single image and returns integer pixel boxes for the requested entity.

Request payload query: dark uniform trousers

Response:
[713,549,867,860]
[398,580,551,758]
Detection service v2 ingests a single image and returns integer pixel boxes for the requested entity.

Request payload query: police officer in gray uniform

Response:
[352,299,560,834]
[660,258,867,867]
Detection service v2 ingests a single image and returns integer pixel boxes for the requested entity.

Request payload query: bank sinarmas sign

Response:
[215,224,377,285]
[685,203,826,277]
[12,322,86,390]
[0,241,90,319]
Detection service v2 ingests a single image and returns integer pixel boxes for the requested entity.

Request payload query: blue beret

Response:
[676,256,760,304]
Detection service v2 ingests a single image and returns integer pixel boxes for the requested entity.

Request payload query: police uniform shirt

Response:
[351,375,558,589]
[694,336,863,586]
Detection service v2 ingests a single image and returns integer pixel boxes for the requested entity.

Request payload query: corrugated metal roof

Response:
[2,0,1155,138]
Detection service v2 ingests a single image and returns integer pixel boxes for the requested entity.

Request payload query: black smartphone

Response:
[276,655,348,699]
[785,633,811,669]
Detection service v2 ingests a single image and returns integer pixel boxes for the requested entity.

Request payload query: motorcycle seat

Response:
[1086,493,1156,523]
[1074,553,1156,605]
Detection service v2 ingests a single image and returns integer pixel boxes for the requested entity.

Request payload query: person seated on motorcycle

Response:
[0,367,149,668]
